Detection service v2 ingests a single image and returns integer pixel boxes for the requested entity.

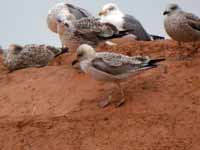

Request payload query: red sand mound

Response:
[0,39,200,150]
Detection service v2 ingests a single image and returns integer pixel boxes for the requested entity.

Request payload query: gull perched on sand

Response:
[163,4,200,54]
[3,44,68,72]
[47,2,92,49]
[72,44,165,107]
[57,17,129,47]
[99,3,164,41]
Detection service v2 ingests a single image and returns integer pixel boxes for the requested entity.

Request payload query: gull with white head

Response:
[99,3,125,31]
[99,3,164,41]
[163,4,200,56]
[72,44,165,107]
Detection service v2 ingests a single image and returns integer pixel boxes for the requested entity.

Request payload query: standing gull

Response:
[47,2,92,49]
[163,3,200,55]
[3,44,68,72]
[72,44,165,107]
[98,3,164,41]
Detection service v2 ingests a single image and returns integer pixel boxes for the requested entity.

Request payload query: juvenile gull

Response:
[72,44,165,107]
[163,4,200,54]
[99,3,164,41]
[57,17,129,47]
[47,2,92,49]
[3,44,68,72]
[47,2,92,33]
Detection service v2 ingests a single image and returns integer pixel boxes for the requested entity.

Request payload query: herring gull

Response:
[72,44,165,107]
[99,3,165,41]
[163,4,200,56]
[47,2,92,49]
[3,44,68,71]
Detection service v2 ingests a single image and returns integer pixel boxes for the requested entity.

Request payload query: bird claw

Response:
[115,99,125,107]
[176,50,198,60]
[98,95,112,108]
[176,55,192,61]
[98,99,111,108]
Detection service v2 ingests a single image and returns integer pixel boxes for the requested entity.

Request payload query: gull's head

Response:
[8,44,23,55]
[99,3,121,17]
[56,14,76,30]
[72,44,96,67]
[163,4,181,16]
[76,44,96,61]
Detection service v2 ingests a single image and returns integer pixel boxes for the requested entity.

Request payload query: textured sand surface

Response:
[0,39,200,150]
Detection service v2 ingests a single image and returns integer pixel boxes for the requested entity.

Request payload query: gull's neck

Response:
[105,10,124,18]
[100,10,125,31]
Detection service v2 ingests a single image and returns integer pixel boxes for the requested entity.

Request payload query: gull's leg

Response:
[176,42,183,60]
[98,82,126,108]
[98,95,112,108]
[190,42,199,56]
[98,85,115,108]
[176,42,187,60]
[115,82,126,107]
[181,42,199,60]
[178,41,182,47]
[176,42,195,60]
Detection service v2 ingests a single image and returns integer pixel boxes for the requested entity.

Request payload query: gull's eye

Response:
[77,53,83,57]
[109,6,115,11]
[14,45,23,52]
[57,19,62,23]
[64,23,69,27]
[171,6,177,10]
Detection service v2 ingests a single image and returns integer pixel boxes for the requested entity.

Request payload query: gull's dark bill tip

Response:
[72,59,79,66]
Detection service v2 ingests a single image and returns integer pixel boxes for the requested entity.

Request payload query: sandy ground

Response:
[0,39,200,150]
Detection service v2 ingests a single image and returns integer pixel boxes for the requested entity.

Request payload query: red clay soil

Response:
[0,39,200,150]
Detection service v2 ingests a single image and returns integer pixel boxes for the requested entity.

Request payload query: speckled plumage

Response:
[75,17,118,37]
[74,44,164,81]
[99,3,151,41]
[57,16,128,47]
[96,52,150,67]
[164,4,200,43]
[3,44,67,71]
[47,2,92,33]
[73,17,123,46]
[72,44,164,107]
[47,2,92,49]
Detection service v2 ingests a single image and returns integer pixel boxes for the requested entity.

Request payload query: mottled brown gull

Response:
[3,44,68,72]
[56,16,130,48]
[47,2,92,49]
[163,4,200,56]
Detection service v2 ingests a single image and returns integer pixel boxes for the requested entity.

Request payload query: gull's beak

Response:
[72,59,79,66]
[56,16,63,23]
[64,22,69,27]
[57,19,62,23]
[98,10,107,16]
[163,11,169,15]
[72,59,81,70]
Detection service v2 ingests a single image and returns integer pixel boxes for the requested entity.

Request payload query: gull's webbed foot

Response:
[98,95,112,108]
[115,98,126,107]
